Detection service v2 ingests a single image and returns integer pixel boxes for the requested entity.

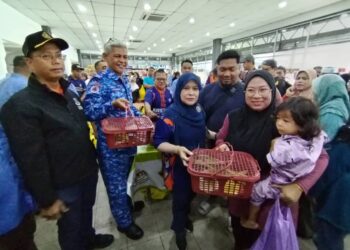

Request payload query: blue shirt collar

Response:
[105,68,128,83]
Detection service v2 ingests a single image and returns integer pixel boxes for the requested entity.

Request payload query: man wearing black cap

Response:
[0,31,113,250]
[68,63,86,98]
[261,59,291,96]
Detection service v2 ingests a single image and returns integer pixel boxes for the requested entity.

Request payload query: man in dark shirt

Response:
[0,31,113,250]
[68,63,86,97]
[199,50,245,138]
[261,59,291,96]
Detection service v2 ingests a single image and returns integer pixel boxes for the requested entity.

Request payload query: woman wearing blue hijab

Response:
[153,72,206,250]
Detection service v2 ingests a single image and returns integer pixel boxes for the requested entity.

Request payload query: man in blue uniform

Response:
[68,63,86,97]
[84,39,144,240]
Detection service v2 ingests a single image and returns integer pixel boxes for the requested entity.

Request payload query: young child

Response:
[241,96,326,229]
[153,72,206,250]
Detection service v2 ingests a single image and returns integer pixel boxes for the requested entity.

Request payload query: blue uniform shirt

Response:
[83,68,140,153]
[143,76,154,86]
[0,73,35,235]
[68,75,86,97]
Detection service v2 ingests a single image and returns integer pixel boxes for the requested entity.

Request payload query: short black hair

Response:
[94,60,102,70]
[181,59,193,66]
[277,66,286,74]
[13,56,27,68]
[262,59,277,69]
[154,68,166,78]
[276,97,321,140]
[216,50,240,64]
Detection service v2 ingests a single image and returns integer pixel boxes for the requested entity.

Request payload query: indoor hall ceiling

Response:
[2,0,346,55]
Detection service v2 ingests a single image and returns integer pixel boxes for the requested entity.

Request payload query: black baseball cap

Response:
[71,63,84,71]
[22,31,69,57]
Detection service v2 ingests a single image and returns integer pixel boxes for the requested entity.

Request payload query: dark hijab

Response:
[165,72,206,150]
[226,70,279,175]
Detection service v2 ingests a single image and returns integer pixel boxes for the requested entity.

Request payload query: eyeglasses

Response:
[245,88,272,97]
[155,78,167,82]
[33,53,64,61]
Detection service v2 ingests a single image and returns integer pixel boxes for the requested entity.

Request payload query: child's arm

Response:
[266,138,293,168]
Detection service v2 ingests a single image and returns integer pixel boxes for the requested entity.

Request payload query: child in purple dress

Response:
[241,97,326,229]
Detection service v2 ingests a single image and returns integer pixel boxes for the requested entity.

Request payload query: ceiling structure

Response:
[2,0,347,55]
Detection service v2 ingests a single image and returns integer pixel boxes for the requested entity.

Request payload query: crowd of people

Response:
[0,30,350,250]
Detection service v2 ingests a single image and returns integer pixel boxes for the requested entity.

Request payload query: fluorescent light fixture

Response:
[147,47,151,51]
[205,32,210,36]
[177,44,182,48]
[189,17,195,24]
[144,3,151,12]
[161,37,165,42]
[278,1,287,9]
[229,22,235,27]
[169,48,173,51]
[92,33,97,37]
[144,50,147,53]
[153,43,157,47]
[77,3,87,13]
[281,29,287,32]
[86,21,93,28]
[132,26,138,32]
[129,35,134,40]
[95,40,101,44]
[189,39,193,43]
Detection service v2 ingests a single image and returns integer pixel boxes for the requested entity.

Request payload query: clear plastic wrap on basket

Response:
[188,147,260,198]
[101,110,154,149]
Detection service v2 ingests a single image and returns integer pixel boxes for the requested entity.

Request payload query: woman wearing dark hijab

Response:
[153,72,206,250]
[216,70,329,249]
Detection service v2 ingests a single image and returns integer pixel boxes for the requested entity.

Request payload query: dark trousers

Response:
[56,172,98,250]
[0,213,37,250]
[313,218,346,250]
[171,164,195,233]
[231,215,260,250]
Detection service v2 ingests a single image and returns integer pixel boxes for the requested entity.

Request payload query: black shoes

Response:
[175,231,187,250]
[118,223,144,240]
[89,234,114,249]
[185,219,193,232]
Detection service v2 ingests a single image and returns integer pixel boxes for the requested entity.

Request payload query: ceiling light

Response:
[278,1,287,9]
[95,40,101,44]
[144,3,151,12]
[153,43,157,47]
[169,48,173,51]
[281,29,287,32]
[177,44,182,48]
[77,3,87,13]
[144,50,147,53]
[132,26,138,32]
[92,33,97,37]
[126,41,130,46]
[147,47,151,51]
[129,35,134,40]
[161,37,165,42]
[229,22,235,27]
[86,21,93,28]
[189,17,195,24]
[189,39,193,43]
[205,32,210,36]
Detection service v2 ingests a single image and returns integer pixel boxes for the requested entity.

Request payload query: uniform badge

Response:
[73,97,83,110]
[42,31,52,39]
[196,104,202,113]
[90,83,100,93]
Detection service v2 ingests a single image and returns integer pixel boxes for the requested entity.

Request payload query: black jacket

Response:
[0,75,98,208]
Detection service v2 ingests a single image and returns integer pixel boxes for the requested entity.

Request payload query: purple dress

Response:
[251,132,326,206]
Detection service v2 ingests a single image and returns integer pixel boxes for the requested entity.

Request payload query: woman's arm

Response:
[157,142,193,166]
[215,115,230,146]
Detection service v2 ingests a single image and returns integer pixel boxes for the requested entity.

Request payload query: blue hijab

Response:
[164,72,206,150]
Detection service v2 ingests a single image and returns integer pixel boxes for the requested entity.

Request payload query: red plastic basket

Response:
[101,115,154,149]
[188,148,260,198]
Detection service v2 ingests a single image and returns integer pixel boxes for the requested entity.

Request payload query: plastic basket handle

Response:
[124,106,134,118]
[211,142,235,177]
